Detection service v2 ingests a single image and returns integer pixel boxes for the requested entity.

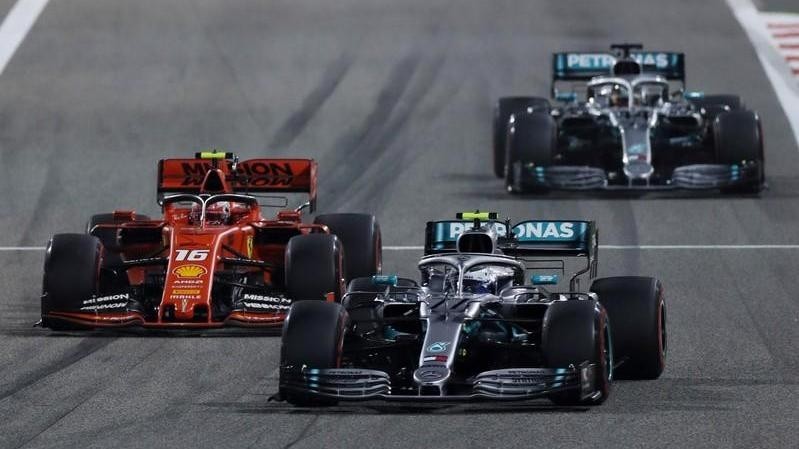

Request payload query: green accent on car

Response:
[372,274,398,286]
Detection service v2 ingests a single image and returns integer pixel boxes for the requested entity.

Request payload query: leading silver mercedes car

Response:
[493,43,764,194]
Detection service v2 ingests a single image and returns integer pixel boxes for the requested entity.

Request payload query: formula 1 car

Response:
[493,43,765,193]
[40,151,382,330]
[277,211,666,405]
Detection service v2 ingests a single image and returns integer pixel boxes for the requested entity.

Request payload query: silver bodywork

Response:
[279,221,605,401]
[412,254,528,392]
[579,75,702,182]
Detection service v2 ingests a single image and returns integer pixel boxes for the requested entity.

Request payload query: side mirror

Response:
[295,201,312,213]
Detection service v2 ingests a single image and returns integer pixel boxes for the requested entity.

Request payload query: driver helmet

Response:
[205,201,231,225]
[608,84,628,107]
[462,267,498,294]
[189,203,202,224]
[639,85,664,107]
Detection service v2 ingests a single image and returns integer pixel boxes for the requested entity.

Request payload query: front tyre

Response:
[493,97,551,178]
[713,110,764,194]
[279,301,348,406]
[41,234,102,330]
[505,112,556,194]
[542,299,611,405]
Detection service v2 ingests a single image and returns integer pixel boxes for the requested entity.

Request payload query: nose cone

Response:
[413,365,451,394]
[624,159,654,179]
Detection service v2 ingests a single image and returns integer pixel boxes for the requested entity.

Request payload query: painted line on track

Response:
[5,245,799,252]
[0,0,49,75]
[382,245,799,251]
[727,0,799,145]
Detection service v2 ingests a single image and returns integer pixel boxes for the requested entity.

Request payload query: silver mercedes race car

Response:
[493,43,764,194]
[276,212,666,406]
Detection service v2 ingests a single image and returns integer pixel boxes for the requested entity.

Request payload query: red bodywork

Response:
[46,156,336,330]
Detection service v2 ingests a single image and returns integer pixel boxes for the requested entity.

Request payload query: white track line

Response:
[0,0,49,75]
[2,245,799,252]
[382,245,799,251]
[727,0,799,145]
[4,245,799,252]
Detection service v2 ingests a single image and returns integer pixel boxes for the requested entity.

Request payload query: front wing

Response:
[42,309,287,329]
[278,363,600,402]
[510,161,762,192]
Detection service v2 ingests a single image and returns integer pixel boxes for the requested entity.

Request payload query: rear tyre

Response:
[279,301,348,406]
[590,277,666,380]
[493,97,551,178]
[313,214,381,282]
[285,234,344,301]
[86,213,151,267]
[689,94,741,121]
[542,299,611,405]
[41,234,102,330]
[713,110,764,194]
[505,112,556,193]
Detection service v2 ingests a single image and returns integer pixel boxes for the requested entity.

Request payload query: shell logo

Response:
[172,264,207,278]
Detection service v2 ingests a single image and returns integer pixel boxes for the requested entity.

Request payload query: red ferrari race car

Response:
[40,151,382,330]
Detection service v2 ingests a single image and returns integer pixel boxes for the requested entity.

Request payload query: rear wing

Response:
[424,219,598,290]
[157,157,317,209]
[552,50,685,95]
[424,220,596,257]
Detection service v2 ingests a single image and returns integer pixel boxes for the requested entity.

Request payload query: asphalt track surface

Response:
[0,1,797,448]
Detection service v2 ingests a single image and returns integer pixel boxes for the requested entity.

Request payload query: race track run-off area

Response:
[0,0,798,448]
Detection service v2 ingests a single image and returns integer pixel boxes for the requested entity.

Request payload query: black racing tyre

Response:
[542,299,611,406]
[285,234,344,302]
[314,214,381,282]
[505,111,556,193]
[590,277,666,380]
[279,301,348,406]
[713,110,764,194]
[41,234,102,330]
[689,94,742,121]
[493,97,551,178]
[86,213,151,266]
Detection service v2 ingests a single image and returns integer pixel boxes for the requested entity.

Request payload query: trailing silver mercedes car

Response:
[493,43,764,194]
[276,212,666,406]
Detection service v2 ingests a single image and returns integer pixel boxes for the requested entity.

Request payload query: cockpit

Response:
[632,79,669,107]
[161,193,257,226]
[418,255,524,296]
[586,76,670,109]
[587,80,631,108]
